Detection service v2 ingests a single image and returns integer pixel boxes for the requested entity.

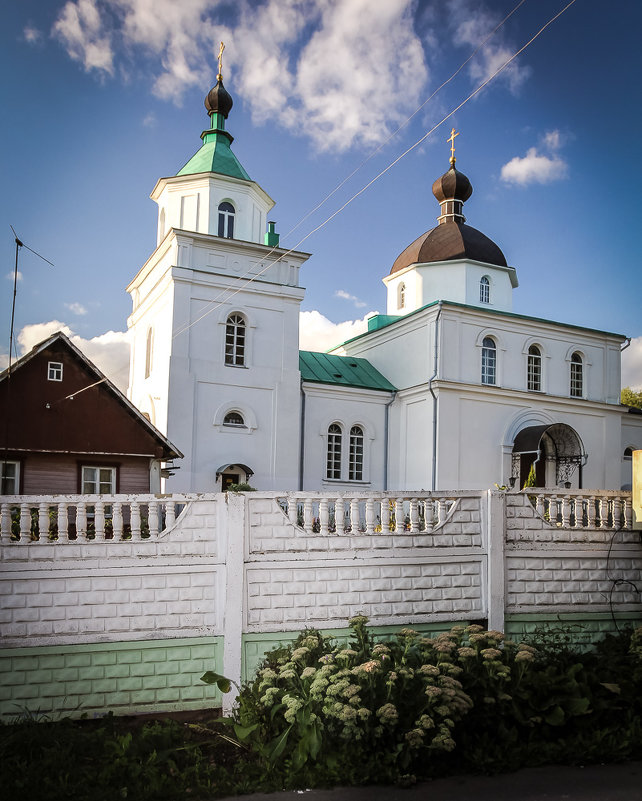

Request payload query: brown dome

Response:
[205,78,233,118]
[390,222,507,274]
[432,165,472,203]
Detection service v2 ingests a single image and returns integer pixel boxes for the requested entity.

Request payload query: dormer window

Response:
[479,276,490,304]
[218,201,235,238]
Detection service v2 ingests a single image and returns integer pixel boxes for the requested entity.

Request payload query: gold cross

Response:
[218,41,225,78]
[447,127,459,164]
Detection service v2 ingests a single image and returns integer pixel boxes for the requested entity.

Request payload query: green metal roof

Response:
[177,129,251,181]
[299,351,396,392]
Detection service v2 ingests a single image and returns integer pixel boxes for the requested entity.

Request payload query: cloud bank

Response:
[501,128,569,186]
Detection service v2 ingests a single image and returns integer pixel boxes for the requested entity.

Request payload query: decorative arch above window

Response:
[570,351,583,397]
[398,282,406,310]
[479,275,490,304]
[218,201,235,238]
[527,344,542,392]
[225,313,246,366]
[481,336,497,385]
[326,423,342,479]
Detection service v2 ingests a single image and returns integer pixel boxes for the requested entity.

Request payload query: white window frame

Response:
[48,361,63,381]
[481,337,497,385]
[81,466,117,495]
[479,275,490,304]
[527,344,542,392]
[218,201,235,239]
[225,313,246,367]
[1,460,20,494]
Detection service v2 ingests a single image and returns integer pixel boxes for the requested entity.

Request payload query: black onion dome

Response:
[205,78,233,118]
[390,223,507,274]
[432,165,473,203]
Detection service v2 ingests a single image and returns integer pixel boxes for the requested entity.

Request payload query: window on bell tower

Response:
[218,201,235,238]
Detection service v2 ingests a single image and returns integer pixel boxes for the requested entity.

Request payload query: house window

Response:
[570,352,583,397]
[349,426,364,481]
[218,201,235,238]
[225,314,246,366]
[480,276,490,304]
[81,466,116,494]
[398,282,406,309]
[326,423,342,479]
[48,361,63,381]
[1,460,19,494]
[624,447,633,461]
[527,345,542,391]
[481,337,496,385]
[223,410,245,427]
[145,327,153,378]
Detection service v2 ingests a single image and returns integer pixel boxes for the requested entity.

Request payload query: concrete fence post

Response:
[486,490,506,632]
[221,492,246,714]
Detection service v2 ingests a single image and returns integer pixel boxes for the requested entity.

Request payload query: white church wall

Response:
[301,385,390,491]
[391,389,434,491]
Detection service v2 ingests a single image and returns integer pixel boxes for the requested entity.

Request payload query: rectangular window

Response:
[1,460,19,494]
[527,355,542,391]
[481,347,496,385]
[570,362,583,397]
[81,466,116,494]
[348,427,364,481]
[48,361,63,381]
[326,426,342,479]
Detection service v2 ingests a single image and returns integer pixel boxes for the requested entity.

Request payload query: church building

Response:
[126,64,642,494]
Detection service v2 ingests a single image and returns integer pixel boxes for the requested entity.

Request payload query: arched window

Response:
[480,276,490,304]
[527,344,542,391]
[570,352,583,397]
[225,314,246,366]
[326,423,342,479]
[145,327,153,378]
[624,447,633,461]
[223,410,245,427]
[159,208,166,241]
[218,201,235,238]
[481,337,496,385]
[349,425,364,481]
[398,282,406,310]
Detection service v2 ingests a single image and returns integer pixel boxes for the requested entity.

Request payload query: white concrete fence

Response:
[0,489,640,718]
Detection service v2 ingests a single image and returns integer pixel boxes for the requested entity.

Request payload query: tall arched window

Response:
[326,424,342,479]
[218,201,235,238]
[225,314,246,366]
[527,344,542,391]
[481,337,496,385]
[398,282,406,309]
[479,276,490,303]
[145,327,153,378]
[349,425,364,481]
[570,352,583,397]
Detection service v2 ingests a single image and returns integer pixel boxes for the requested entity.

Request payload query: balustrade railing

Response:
[277,492,459,535]
[0,495,190,543]
[525,490,633,530]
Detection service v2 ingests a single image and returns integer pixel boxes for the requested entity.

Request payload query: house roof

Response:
[0,332,183,460]
[299,351,396,392]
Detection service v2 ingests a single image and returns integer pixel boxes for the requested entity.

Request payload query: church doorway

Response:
[511,423,586,489]
[215,463,254,490]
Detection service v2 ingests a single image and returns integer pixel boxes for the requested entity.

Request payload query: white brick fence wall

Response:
[0,489,640,719]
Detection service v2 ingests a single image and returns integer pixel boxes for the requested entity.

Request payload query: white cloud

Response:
[0,320,131,393]
[24,25,43,44]
[299,309,374,352]
[65,302,88,315]
[335,289,367,308]
[622,336,642,391]
[448,0,531,95]
[501,130,569,186]
[53,0,115,74]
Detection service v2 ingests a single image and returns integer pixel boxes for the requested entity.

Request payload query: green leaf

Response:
[200,671,232,693]
[566,697,591,716]
[233,722,259,741]
[600,682,621,694]
[268,725,293,762]
[545,705,565,726]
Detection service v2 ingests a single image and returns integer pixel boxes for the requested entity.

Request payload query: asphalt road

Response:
[218,761,642,801]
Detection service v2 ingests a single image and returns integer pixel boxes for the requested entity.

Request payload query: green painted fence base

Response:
[505,612,642,646]
[0,636,224,722]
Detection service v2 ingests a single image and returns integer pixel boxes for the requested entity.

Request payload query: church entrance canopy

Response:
[511,423,587,488]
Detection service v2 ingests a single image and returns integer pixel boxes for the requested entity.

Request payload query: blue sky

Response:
[2,0,641,389]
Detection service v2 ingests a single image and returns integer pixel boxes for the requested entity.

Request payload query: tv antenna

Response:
[7,225,54,376]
